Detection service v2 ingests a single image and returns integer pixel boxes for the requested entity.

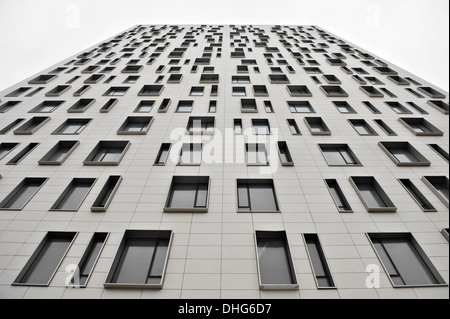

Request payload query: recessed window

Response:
[382,88,397,98]
[303,234,335,289]
[241,99,257,112]
[303,67,323,74]
[373,66,397,75]
[12,232,76,286]
[288,101,315,113]
[253,85,269,96]
[378,141,430,166]
[286,85,312,97]
[0,101,22,113]
[427,100,449,114]
[320,85,348,97]
[104,230,172,288]
[365,77,384,85]
[178,143,202,165]
[154,143,171,166]
[50,178,96,211]
[189,86,204,96]
[6,142,39,165]
[387,75,410,85]
[167,74,183,83]
[277,141,294,166]
[349,176,396,212]
[69,232,108,287]
[368,233,446,287]
[73,84,90,96]
[237,179,280,213]
[38,140,79,165]
[287,119,301,135]
[186,116,215,134]
[333,101,356,114]
[157,98,171,113]
[362,101,381,114]
[28,101,64,113]
[319,144,361,166]
[84,74,104,84]
[164,176,210,212]
[422,176,449,208]
[103,86,129,96]
[123,75,140,84]
[234,119,243,134]
[326,58,346,66]
[374,119,397,136]
[200,74,219,83]
[91,176,122,212]
[398,118,443,136]
[232,75,250,84]
[360,86,384,98]
[268,74,290,84]
[385,102,412,114]
[325,179,353,213]
[252,119,271,135]
[417,87,446,99]
[322,74,341,84]
[134,100,155,113]
[83,141,130,165]
[0,177,48,210]
[264,101,274,113]
[255,231,298,289]
[121,65,143,73]
[52,118,91,135]
[398,179,436,212]
[304,117,331,135]
[246,143,269,166]
[100,98,118,113]
[0,142,19,162]
[232,87,246,96]
[45,85,71,97]
[67,98,96,113]
[173,100,192,113]
[117,116,153,135]
[138,85,164,96]
[28,74,58,84]
[13,116,50,135]
[428,144,449,162]
[348,119,378,136]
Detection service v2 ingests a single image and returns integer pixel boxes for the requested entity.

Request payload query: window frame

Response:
[236,179,280,213]
[83,141,131,166]
[164,176,210,213]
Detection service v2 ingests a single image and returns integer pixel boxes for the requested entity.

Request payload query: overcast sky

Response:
[0,0,448,92]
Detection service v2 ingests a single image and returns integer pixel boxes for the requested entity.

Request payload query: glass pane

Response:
[3,181,42,209]
[21,236,73,285]
[322,149,346,165]
[112,239,155,284]
[195,183,208,208]
[48,147,70,162]
[354,123,372,135]
[306,241,327,277]
[257,237,293,284]
[339,148,357,164]
[80,239,104,277]
[169,183,196,208]
[56,182,92,210]
[61,123,83,134]
[124,122,146,132]
[148,240,169,283]
[328,184,345,209]
[249,183,278,211]
[237,183,249,209]
[390,148,420,163]
[358,183,387,208]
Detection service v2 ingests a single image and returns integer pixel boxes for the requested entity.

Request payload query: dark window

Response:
[398,179,436,212]
[325,179,352,213]
[350,176,397,212]
[164,176,210,212]
[51,178,96,211]
[91,176,122,212]
[237,179,279,212]
[154,143,171,165]
[378,141,430,166]
[421,176,449,208]
[38,140,79,165]
[83,141,130,165]
[319,144,361,166]
[52,118,92,135]
[303,234,335,288]
[0,177,47,210]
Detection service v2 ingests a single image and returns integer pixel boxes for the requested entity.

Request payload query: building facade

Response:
[0,25,448,299]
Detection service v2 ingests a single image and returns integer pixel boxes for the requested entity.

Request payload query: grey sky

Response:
[0,0,448,92]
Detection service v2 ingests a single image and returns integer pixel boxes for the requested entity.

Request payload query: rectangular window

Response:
[164,176,210,212]
[349,176,397,212]
[186,117,215,134]
[320,85,348,97]
[246,143,269,166]
[427,100,449,115]
[0,101,22,113]
[304,117,331,135]
[360,86,384,98]
[103,86,129,96]
[154,143,171,165]
[52,118,91,135]
[417,87,446,99]
[368,233,446,287]
[50,178,96,211]
[333,101,356,114]
[138,85,164,96]
[100,98,118,113]
[268,74,290,83]
[277,141,294,166]
[234,119,243,134]
[319,144,361,166]
[69,232,108,287]
[378,141,430,166]
[373,119,397,136]
[208,100,217,113]
[6,142,39,165]
[405,102,428,114]
[288,101,315,113]
[91,175,123,212]
[286,85,312,97]
[422,176,449,208]
[362,101,381,114]
[199,74,219,83]
[117,116,153,135]
[241,99,258,112]
[428,144,449,162]
[45,85,70,97]
[237,179,279,213]
[29,101,64,113]
[38,140,79,165]
[189,86,204,96]
[158,98,171,112]
[0,177,48,210]
[0,119,25,135]
[84,74,104,84]
[348,119,378,136]
[178,143,202,165]
[398,118,443,136]
[134,100,154,113]
[385,102,412,114]
[303,234,335,289]
[255,231,298,289]
[232,86,246,96]
[176,100,193,113]
[83,141,130,165]
[13,116,50,135]
[287,119,301,135]
[252,119,271,135]
[12,232,77,286]
[0,143,20,161]
[232,76,250,84]
[104,230,172,288]
[28,74,58,84]
[325,179,353,213]
[264,101,274,113]
[67,98,96,113]
[398,179,436,212]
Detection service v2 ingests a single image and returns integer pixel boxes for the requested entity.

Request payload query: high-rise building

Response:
[0,25,448,300]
